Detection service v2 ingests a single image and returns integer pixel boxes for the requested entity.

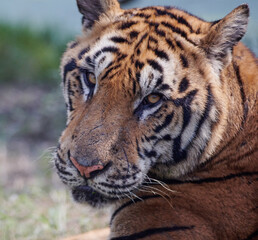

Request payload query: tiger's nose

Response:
[70,156,104,179]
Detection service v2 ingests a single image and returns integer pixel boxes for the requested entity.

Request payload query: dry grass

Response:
[0,144,110,240]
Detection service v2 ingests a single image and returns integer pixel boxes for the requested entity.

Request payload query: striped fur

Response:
[55,1,258,239]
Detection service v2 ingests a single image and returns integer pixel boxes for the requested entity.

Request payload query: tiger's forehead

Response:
[77,28,176,99]
[63,6,208,98]
[74,5,204,62]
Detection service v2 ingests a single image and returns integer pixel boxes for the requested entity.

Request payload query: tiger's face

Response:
[55,0,249,206]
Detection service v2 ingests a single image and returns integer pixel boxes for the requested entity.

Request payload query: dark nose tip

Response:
[70,156,104,179]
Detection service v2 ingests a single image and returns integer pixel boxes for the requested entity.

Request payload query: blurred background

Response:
[0,0,257,239]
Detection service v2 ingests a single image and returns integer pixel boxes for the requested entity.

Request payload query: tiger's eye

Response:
[147,94,161,104]
[88,73,96,84]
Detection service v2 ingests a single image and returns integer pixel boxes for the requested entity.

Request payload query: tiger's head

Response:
[55,0,249,206]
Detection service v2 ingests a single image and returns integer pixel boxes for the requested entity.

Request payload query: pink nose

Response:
[70,156,104,178]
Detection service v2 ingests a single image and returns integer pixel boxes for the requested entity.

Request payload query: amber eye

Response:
[88,72,96,85]
[146,94,162,104]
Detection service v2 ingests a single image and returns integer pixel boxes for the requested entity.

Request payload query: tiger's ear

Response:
[76,0,121,30]
[201,4,249,73]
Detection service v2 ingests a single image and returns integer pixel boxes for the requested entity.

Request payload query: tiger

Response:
[55,0,258,239]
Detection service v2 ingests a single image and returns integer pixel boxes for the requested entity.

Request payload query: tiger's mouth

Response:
[71,185,117,207]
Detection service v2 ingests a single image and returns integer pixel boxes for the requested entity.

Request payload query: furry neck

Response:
[150,43,257,180]
[194,43,258,178]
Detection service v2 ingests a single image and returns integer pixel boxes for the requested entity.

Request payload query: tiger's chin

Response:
[71,185,117,207]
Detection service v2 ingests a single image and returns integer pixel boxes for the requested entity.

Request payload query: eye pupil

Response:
[88,73,96,84]
[147,94,161,104]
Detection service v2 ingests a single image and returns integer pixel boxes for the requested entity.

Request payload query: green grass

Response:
[0,23,71,85]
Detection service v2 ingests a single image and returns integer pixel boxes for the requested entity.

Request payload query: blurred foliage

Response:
[0,23,70,143]
[0,23,71,85]
[0,86,66,143]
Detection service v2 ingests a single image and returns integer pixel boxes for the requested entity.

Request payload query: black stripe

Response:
[210,19,220,27]
[141,7,157,11]
[110,195,163,225]
[154,111,174,133]
[130,31,139,39]
[191,85,213,143]
[58,175,76,183]
[155,28,166,37]
[172,90,198,163]
[85,56,94,69]
[144,149,157,158]
[110,225,195,240]
[179,86,214,154]
[176,40,184,50]
[78,47,90,60]
[135,60,144,70]
[180,54,189,68]
[162,134,172,141]
[172,136,187,163]
[101,64,121,81]
[158,84,170,91]
[119,21,138,30]
[173,89,197,131]
[69,41,78,49]
[55,161,73,176]
[111,36,129,44]
[155,9,194,32]
[68,81,75,111]
[136,72,141,83]
[99,181,138,189]
[242,230,258,240]
[132,81,137,95]
[56,153,66,164]
[134,13,151,19]
[63,59,77,84]
[161,22,187,38]
[148,21,159,28]
[149,36,158,43]
[177,16,194,33]
[161,22,196,46]
[165,38,175,49]
[147,60,163,73]
[173,89,198,108]
[161,172,258,185]
[179,77,189,93]
[94,47,119,60]
[75,76,83,94]
[135,33,148,50]
[117,54,128,62]
[234,63,248,125]
[153,48,169,61]
[136,139,144,159]
[68,80,75,97]
[196,28,201,34]
[154,77,163,89]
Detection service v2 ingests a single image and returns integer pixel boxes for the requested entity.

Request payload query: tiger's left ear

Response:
[201,4,249,73]
[76,0,121,30]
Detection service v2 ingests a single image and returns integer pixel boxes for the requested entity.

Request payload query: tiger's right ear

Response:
[201,4,249,74]
[76,0,121,30]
